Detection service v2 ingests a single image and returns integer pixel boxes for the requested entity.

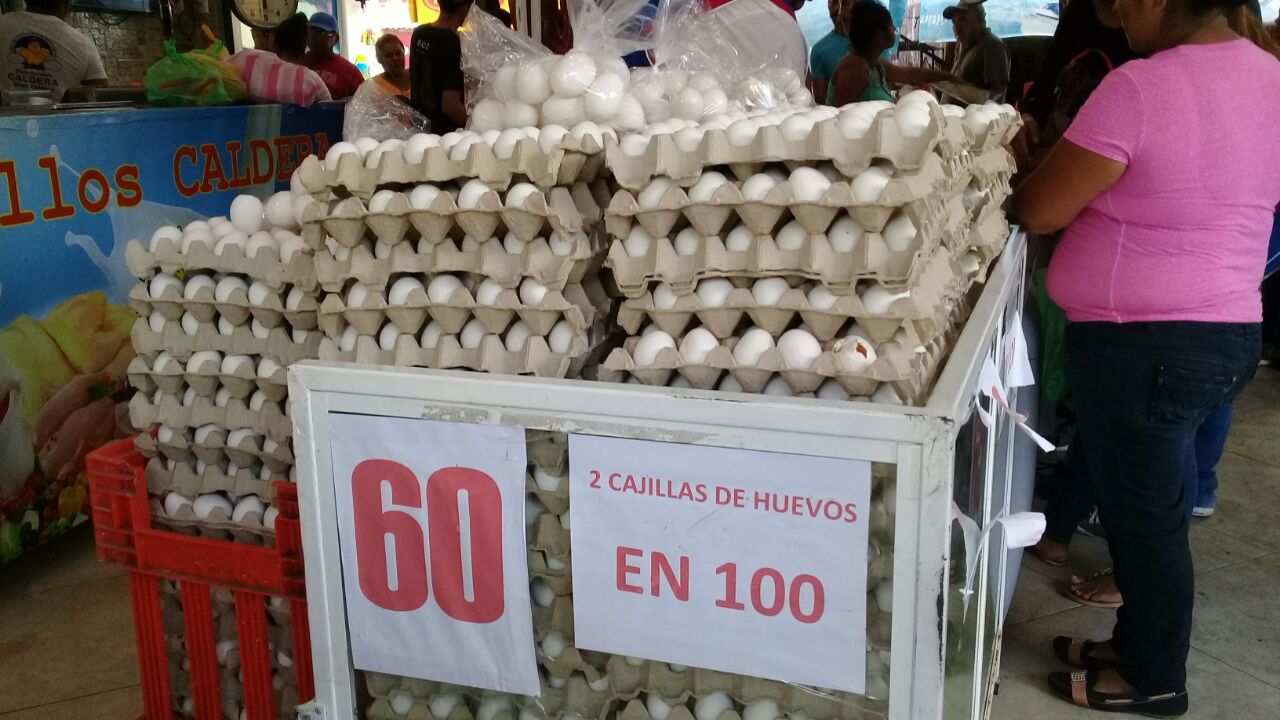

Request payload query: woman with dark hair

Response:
[372,34,411,98]
[1014,0,1280,712]
[829,0,958,105]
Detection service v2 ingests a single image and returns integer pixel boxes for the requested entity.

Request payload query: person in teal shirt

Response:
[809,0,854,104]
[830,0,958,106]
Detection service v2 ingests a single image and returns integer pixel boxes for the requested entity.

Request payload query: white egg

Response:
[740,173,777,201]
[518,277,550,306]
[504,100,539,128]
[775,220,808,251]
[679,327,720,364]
[429,694,462,720]
[569,120,606,148]
[497,232,526,256]
[228,194,265,235]
[861,284,911,314]
[384,277,423,306]
[882,213,919,253]
[540,630,567,659]
[407,185,441,211]
[688,171,729,203]
[694,692,734,720]
[874,577,894,613]
[496,320,532,352]
[541,96,585,129]
[894,103,933,139]
[149,272,183,299]
[536,124,569,154]
[216,316,237,336]
[695,278,735,307]
[220,354,254,376]
[193,493,233,520]
[633,330,676,365]
[779,114,815,143]
[816,378,850,400]
[762,375,793,396]
[733,328,775,366]
[377,322,403,351]
[449,136,482,161]
[807,284,840,310]
[459,318,487,349]
[672,126,705,153]
[646,695,673,720]
[647,283,677,310]
[145,310,166,333]
[834,335,878,373]
[255,357,280,380]
[672,227,703,257]
[789,167,831,203]
[851,166,892,204]
[324,141,358,170]
[475,278,506,306]
[153,352,181,373]
[427,275,464,303]
[469,98,505,132]
[622,225,653,258]
[548,231,580,257]
[838,110,876,140]
[232,494,266,524]
[244,232,275,260]
[477,698,512,720]
[620,133,650,157]
[551,50,597,98]
[278,233,305,262]
[338,325,359,352]
[387,690,414,716]
[673,87,705,121]
[193,423,221,444]
[491,63,520,101]
[163,492,193,517]
[246,280,274,307]
[149,225,182,251]
[353,137,379,157]
[403,133,439,163]
[366,190,396,214]
[637,177,674,209]
[726,118,759,146]
[548,320,580,354]
[213,276,248,302]
[366,139,404,168]
[213,230,250,257]
[615,95,646,130]
[724,225,755,252]
[743,701,780,720]
[584,73,624,120]
[751,277,791,306]
[777,328,822,370]
[345,283,371,309]
[824,215,864,253]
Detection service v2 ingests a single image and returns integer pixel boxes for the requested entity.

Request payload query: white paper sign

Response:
[568,435,872,693]
[328,413,540,695]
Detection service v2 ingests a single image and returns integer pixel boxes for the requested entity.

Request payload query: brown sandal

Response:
[1065,568,1124,608]
[1048,670,1188,716]
[1052,636,1118,670]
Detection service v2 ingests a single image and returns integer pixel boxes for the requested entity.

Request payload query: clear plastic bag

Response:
[343,79,431,141]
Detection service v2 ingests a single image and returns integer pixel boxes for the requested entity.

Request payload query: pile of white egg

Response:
[324,120,619,169]
[160,490,279,531]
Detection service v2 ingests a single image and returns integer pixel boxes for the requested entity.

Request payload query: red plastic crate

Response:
[87,438,315,720]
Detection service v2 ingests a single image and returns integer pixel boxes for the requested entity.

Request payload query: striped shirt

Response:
[228,50,332,106]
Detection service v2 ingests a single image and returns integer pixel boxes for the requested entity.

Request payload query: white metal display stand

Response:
[291,231,1032,720]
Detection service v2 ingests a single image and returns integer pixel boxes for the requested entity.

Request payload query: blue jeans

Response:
[1186,405,1232,509]
[1066,321,1259,694]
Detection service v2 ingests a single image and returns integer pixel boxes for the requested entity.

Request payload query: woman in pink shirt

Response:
[1014,0,1280,713]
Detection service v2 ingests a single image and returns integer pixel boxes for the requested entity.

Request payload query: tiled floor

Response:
[0,373,1275,720]
[992,368,1280,719]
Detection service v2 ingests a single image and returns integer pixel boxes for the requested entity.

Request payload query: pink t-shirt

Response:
[1047,39,1280,324]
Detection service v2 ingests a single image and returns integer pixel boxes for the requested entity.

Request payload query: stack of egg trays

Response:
[306,179,612,378]
[361,433,896,720]
[159,581,301,720]
[124,230,320,528]
[294,132,609,201]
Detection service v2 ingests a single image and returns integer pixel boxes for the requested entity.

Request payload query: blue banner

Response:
[0,103,341,560]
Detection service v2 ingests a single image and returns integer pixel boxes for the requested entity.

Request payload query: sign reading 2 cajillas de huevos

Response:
[568,435,873,693]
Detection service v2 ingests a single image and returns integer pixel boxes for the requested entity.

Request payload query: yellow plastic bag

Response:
[145,41,246,107]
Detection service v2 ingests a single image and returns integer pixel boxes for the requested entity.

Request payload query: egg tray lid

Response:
[317,331,596,380]
[295,134,607,200]
[313,226,606,296]
[598,331,918,398]
[320,278,603,339]
[127,278,319,333]
[126,238,316,293]
[141,454,280,506]
[130,316,321,367]
[604,154,948,241]
[300,182,605,252]
[603,206,951,300]
[604,104,948,191]
[128,392,292,445]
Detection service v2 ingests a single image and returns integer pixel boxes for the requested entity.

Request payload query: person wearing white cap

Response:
[944,0,1010,101]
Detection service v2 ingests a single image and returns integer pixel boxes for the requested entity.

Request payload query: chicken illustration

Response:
[18,39,50,68]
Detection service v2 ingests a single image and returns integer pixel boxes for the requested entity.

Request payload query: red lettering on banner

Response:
[173,146,200,197]
[351,459,429,611]
[425,467,505,623]
[0,160,35,226]
[274,137,295,179]
[77,168,110,213]
[225,141,253,189]
[198,144,228,193]
[616,546,644,594]
[250,140,274,185]
[37,156,74,220]
[115,165,142,207]
[651,552,689,601]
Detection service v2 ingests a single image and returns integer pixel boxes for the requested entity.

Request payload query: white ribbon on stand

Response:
[976,311,1055,452]
[951,502,1046,623]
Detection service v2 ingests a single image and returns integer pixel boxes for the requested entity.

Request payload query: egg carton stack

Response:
[123,192,320,544]
[362,433,897,720]
[595,93,1019,404]
[158,581,302,719]
[292,136,612,378]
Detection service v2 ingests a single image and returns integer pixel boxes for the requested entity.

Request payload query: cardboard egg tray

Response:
[615,246,964,344]
[141,456,280,514]
[966,111,1024,156]
[126,238,316,292]
[307,182,605,249]
[127,352,287,403]
[317,331,597,380]
[604,105,948,190]
[295,133,608,199]
[313,232,605,295]
[130,318,320,367]
[128,391,291,444]
[141,488,277,546]
[598,333,920,398]
[319,279,601,338]
[605,215,949,300]
[135,421,294,475]
[527,429,570,477]
[605,154,948,241]
[128,279,319,332]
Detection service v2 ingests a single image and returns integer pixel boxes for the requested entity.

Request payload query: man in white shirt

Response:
[0,0,108,100]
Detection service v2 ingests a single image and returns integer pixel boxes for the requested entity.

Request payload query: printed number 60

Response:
[351,459,504,622]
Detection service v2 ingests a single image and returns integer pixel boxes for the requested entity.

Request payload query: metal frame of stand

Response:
[290,231,1030,720]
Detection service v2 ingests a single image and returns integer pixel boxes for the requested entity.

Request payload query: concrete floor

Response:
[0,372,1276,720]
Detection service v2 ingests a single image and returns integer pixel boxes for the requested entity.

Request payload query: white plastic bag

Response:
[343,79,431,141]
